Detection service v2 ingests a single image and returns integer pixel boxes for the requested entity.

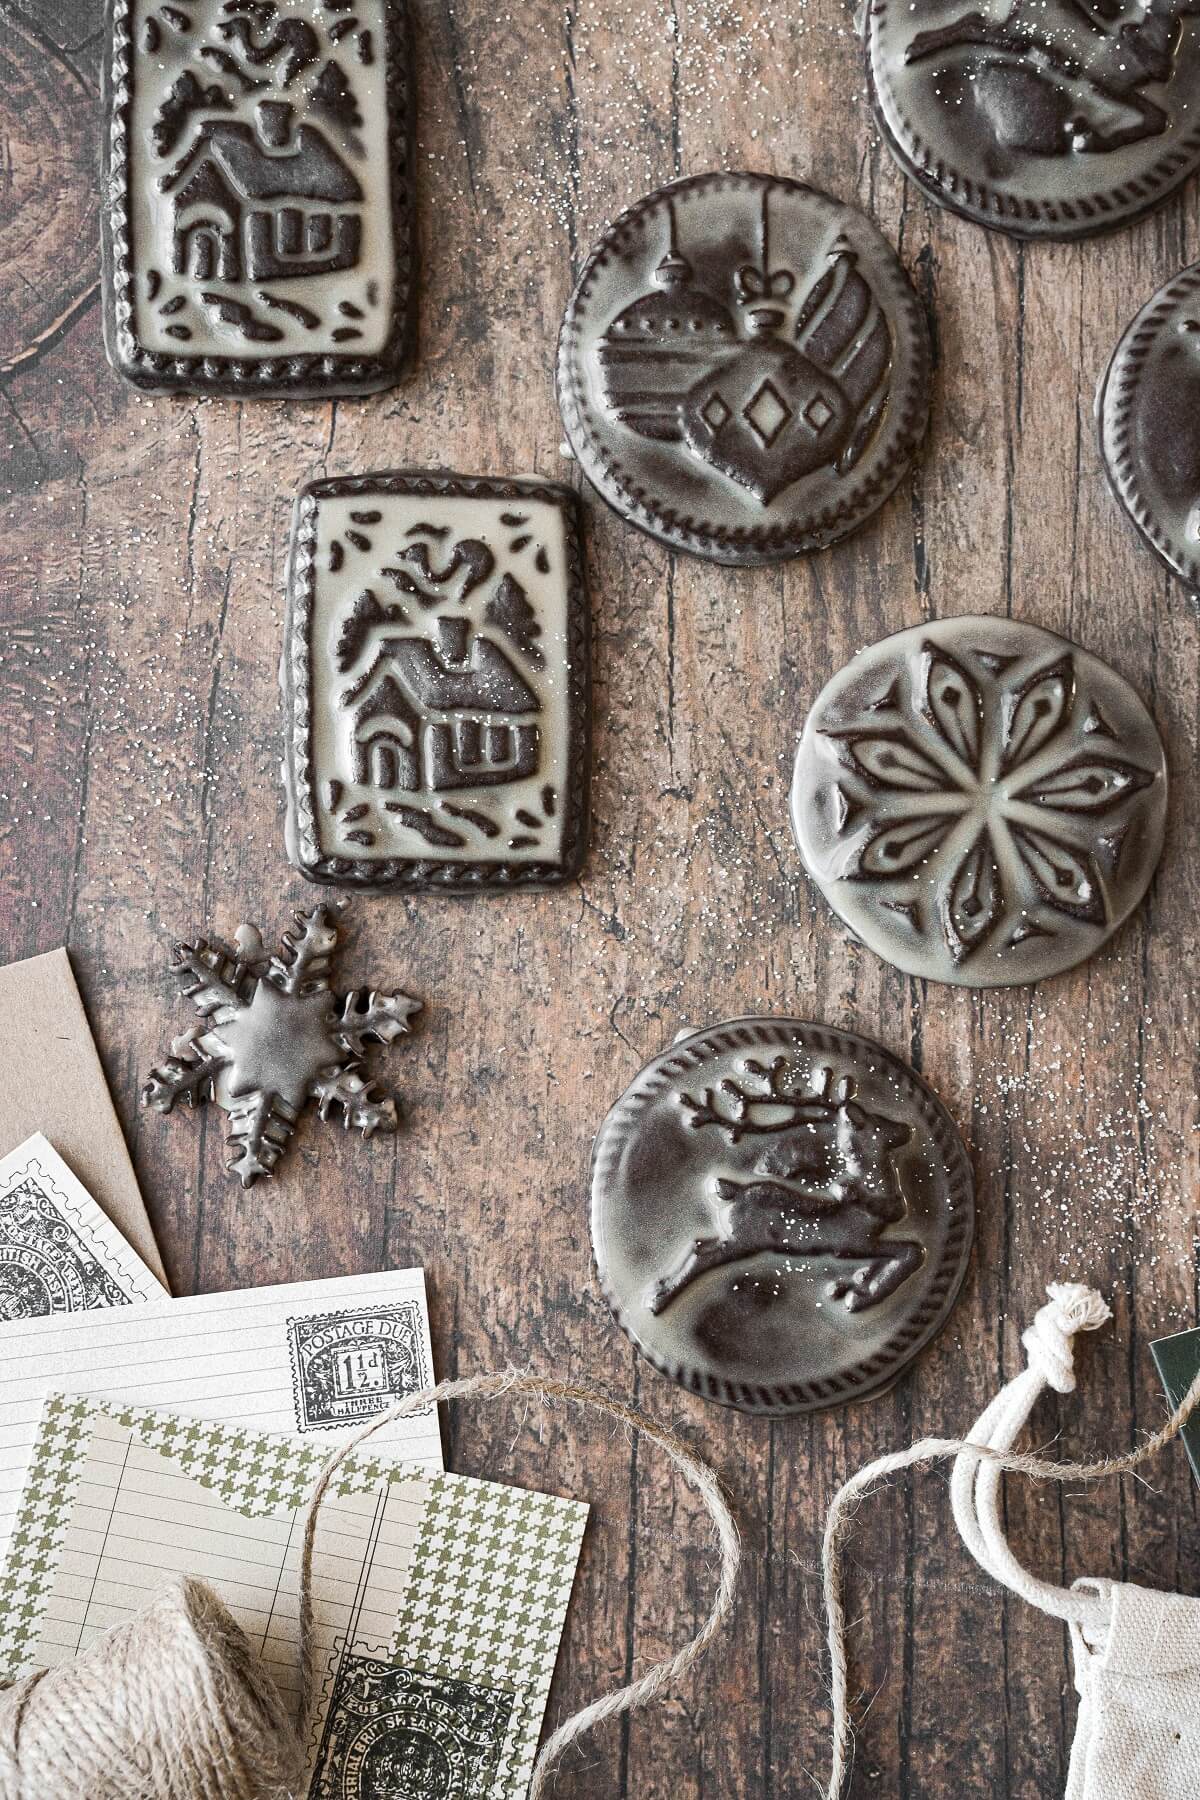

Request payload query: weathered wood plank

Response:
[0,2,1197,1795]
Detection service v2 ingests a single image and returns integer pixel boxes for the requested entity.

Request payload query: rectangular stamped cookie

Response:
[102,0,414,396]
[283,471,591,890]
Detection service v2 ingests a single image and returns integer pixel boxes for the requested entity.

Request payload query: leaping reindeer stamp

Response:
[590,1019,974,1417]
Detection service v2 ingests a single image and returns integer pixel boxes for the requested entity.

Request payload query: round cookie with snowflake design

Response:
[556,173,931,564]
[790,618,1168,987]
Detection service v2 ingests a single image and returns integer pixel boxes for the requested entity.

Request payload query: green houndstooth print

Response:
[391,1471,589,1790]
[0,1394,588,1799]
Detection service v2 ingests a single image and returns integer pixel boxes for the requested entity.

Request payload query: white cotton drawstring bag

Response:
[822,1283,1200,1800]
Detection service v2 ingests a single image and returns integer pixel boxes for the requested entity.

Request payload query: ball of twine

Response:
[0,1578,302,1800]
[0,1371,741,1800]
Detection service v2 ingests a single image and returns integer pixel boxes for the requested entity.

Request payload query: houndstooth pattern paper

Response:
[0,1395,588,1799]
[0,1395,422,1680]
[392,1470,589,1791]
[0,1393,89,1671]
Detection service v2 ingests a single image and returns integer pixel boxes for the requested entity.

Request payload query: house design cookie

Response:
[102,0,414,395]
[282,472,590,890]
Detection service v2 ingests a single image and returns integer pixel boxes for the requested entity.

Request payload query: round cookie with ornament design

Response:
[1098,260,1200,592]
[556,173,931,565]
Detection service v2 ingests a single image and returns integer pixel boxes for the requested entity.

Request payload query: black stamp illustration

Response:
[283,472,590,891]
[289,1301,429,1431]
[102,0,414,395]
[310,1655,513,1798]
[0,1174,133,1319]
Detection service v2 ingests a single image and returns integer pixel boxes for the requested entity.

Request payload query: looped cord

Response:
[1022,1284,1113,1393]
[952,1284,1114,1629]
[822,1283,1200,1800]
[297,1369,742,1799]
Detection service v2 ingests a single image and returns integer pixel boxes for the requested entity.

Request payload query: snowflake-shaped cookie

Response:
[143,904,421,1186]
[790,619,1168,987]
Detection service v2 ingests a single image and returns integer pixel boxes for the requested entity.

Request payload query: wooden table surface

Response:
[2,1,1199,1793]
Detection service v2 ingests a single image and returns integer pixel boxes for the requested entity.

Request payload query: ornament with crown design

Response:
[596,186,898,506]
[681,192,896,502]
[558,173,931,563]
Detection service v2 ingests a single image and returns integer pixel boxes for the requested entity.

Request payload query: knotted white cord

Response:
[953,1284,1113,1629]
[822,1282,1200,1800]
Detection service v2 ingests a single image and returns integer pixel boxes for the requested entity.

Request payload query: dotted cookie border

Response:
[556,172,932,564]
[590,1018,975,1416]
[283,469,592,891]
[866,0,1200,239]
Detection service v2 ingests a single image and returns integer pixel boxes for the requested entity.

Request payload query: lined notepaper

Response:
[0,1267,441,1566]
[3,1394,587,1799]
[36,1408,426,1710]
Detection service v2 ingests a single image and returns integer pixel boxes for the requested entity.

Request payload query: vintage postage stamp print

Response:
[288,1300,430,1431]
[310,1654,513,1797]
[0,1134,165,1318]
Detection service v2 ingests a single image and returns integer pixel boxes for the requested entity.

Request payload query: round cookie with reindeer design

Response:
[790,617,1168,988]
[866,0,1200,240]
[556,173,931,564]
[590,1019,974,1415]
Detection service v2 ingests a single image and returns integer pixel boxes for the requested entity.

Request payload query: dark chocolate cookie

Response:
[1098,261,1200,591]
[556,173,931,564]
[102,0,414,396]
[282,470,590,891]
[790,617,1168,987]
[590,1019,974,1415]
[866,0,1200,240]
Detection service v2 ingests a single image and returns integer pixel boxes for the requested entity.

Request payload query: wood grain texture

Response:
[1,1,1198,1794]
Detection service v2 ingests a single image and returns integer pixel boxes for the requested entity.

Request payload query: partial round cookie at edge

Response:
[865,0,1200,241]
[1098,261,1200,593]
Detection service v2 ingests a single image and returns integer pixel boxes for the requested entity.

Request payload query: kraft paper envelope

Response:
[0,947,166,1287]
[0,1266,442,1568]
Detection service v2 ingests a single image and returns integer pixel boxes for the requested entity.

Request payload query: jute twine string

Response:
[0,1370,741,1800]
[822,1284,1200,1800]
[0,1579,301,1800]
[298,1371,743,1799]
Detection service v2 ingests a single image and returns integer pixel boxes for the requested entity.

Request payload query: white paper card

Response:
[0,1267,441,1569]
[1,1395,587,1798]
[0,1132,167,1317]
